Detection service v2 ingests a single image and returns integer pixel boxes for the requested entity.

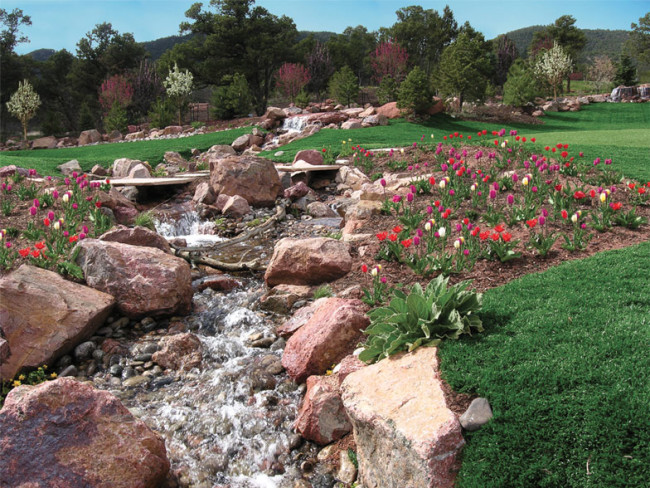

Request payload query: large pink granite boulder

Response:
[0,378,169,487]
[99,225,172,254]
[0,265,114,380]
[209,155,281,207]
[341,347,464,488]
[281,298,369,382]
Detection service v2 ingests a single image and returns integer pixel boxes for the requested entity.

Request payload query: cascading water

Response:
[155,211,224,247]
[112,283,307,488]
[280,116,308,134]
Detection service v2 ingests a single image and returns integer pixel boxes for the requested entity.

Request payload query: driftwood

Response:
[172,203,286,271]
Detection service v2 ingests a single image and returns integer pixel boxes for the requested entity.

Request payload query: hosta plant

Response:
[359,275,483,363]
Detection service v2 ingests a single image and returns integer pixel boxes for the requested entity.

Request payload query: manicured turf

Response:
[261,103,650,181]
[0,127,251,176]
[438,241,650,487]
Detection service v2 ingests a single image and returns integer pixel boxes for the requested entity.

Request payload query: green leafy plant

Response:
[359,275,483,364]
[134,211,156,231]
[347,448,359,470]
[614,207,647,229]
[1,199,14,216]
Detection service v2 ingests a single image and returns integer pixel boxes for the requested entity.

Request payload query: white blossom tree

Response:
[534,42,572,101]
[163,63,194,126]
[588,55,616,92]
[6,79,41,140]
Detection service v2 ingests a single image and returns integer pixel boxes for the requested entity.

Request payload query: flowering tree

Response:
[306,42,334,101]
[370,40,408,84]
[6,79,41,140]
[275,63,310,102]
[534,42,572,101]
[588,55,616,92]
[99,74,134,113]
[163,63,194,125]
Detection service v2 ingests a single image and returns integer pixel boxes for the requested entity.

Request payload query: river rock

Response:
[338,449,358,484]
[232,134,252,152]
[76,239,192,319]
[78,129,102,146]
[210,155,282,207]
[0,265,114,380]
[281,298,369,382]
[341,119,363,130]
[284,181,311,200]
[265,238,352,287]
[193,181,216,205]
[193,274,242,293]
[459,397,493,431]
[307,201,338,218]
[294,374,351,445]
[152,333,202,372]
[362,114,388,127]
[341,347,464,488]
[305,112,348,125]
[99,225,172,254]
[0,378,169,487]
[293,150,324,166]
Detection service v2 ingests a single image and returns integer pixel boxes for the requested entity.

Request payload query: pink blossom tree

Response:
[98,74,134,113]
[275,63,311,102]
[370,41,409,84]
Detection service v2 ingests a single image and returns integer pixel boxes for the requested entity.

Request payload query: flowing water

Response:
[280,116,308,134]
[108,213,315,487]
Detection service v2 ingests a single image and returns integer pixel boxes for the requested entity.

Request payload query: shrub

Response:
[377,76,399,105]
[294,90,310,109]
[313,285,333,299]
[77,102,96,131]
[275,63,310,102]
[397,66,432,116]
[103,102,128,133]
[328,66,359,107]
[134,211,156,230]
[211,73,253,120]
[503,59,540,107]
[147,98,175,128]
[359,275,483,363]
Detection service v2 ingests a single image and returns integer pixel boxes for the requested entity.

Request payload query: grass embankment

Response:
[439,241,650,487]
[261,103,650,181]
[0,127,252,176]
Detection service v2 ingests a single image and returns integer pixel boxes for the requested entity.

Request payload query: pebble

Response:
[92,349,104,361]
[109,377,122,387]
[122,375,151,388]
[110,365,123,377]
[134,353,152,362]
[121,366,136,380]
[142,343,159,354]
[250,337,275,348]
[338,450,358,484]
[56,355,73,369]
[74,341,96,362]
[112,317,130,329]
[152,365,163,375]
[459,397,493,431]
[151,376,174,388]
[97,326,113,336]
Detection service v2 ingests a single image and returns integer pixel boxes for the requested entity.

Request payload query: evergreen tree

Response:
[503,59,539,107]
[328,66,358,107]
[614,54,638,86]
[397,66,432,115]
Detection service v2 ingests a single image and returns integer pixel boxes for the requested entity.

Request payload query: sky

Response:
[5,0,649,55]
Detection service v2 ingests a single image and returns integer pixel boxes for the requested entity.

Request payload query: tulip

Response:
[507,194,514,205]
[600,193,607,203]
[571,213,578,223]
[380,178,386,187]
[438,227,446,237]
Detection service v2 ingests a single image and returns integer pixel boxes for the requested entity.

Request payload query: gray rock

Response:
[74,341,96,362]
[57,159,82,176]
[59,365,78,377]
[459,397,493,431]
[338,449,358,484]
[110,364,123,377]
[122,375,151,388]
[121,366,136,380]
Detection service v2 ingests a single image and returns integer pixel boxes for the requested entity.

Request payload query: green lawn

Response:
[439,241,650,487]
[261,103,650,181]
[0,127,251,176]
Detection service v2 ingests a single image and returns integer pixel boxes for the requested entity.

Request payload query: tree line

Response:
[1,1,648,140]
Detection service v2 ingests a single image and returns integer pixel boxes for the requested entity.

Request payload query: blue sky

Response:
[5,0,649,55]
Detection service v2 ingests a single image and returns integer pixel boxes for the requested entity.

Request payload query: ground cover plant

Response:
[438,241,650,487]
[0,127,252,176]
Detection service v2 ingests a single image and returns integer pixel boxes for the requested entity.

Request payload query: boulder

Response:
[362,114,388,127]
[99,225,172,254]
[162,125,183,136]
[193,181,216,205]
[0,265,114,380]
[293,149,324,166]
[198,144,237,164]
[284,181,311,200]
[307,201,338,218]
[275,297,326,336]
[128,163,151,179]
[95,188,138,225]
[281,298,369,382]
[305,112,348,125]
[0,338,9,364]
[336,166,371,191]
[124,131,146,141]
[91,164,108,176]
[341,119,363,130]
[427,97,444,115]
[163,151,188,167]
[264,106,287,121]
[294,374,352,445]
[210,155,282,207]
[541,101,559,112]
[359,106,376,118]
[232,134,252,152]
[78,129,102,146]
[265,237,352,287]
[32,135,58,149]
[112,158,143,178]
[152,333,202,372]
[341,107,364,117]
[76,239,192,319]
[0,378,169,487]
[260,285,315,314]
[341,347,464,488]
[222,194,251,217]
[376,102,403,119]
[57,159,82,176]
[107,130,123,142]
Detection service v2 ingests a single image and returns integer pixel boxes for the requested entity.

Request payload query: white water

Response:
[280,116,308,133]
[155,211,224,247]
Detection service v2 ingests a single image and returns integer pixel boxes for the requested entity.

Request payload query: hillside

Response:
[141,33,193,60]
[501,26,630,64]
[26,48,56,62]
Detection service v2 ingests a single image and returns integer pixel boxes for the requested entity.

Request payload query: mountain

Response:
[501,26,630,64]
[26,48,56,62]
[141,34,193,61]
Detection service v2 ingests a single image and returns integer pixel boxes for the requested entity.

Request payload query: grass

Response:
[260,103,650,181]
[439,241,650,487]
[0,127,252,176]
